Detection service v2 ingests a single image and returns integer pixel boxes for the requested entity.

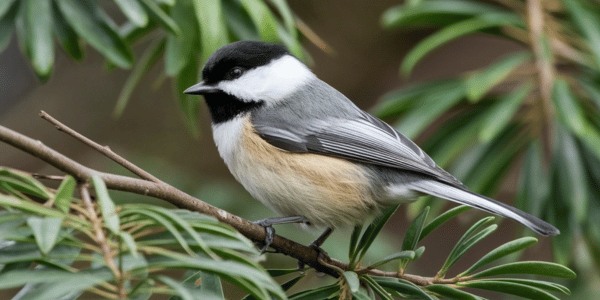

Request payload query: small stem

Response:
[40,111,162,183]
[79,184,126,299]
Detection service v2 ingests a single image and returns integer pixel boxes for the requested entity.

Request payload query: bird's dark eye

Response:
[226,67,244,80]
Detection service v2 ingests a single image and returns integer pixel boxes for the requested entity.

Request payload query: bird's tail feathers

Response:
[407,181,559,236]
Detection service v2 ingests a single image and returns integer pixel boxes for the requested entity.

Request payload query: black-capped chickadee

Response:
[184,41,559,249]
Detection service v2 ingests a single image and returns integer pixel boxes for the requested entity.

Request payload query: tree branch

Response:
[0,115,463,286]
[527,0,555,160]
[39,111,162,183]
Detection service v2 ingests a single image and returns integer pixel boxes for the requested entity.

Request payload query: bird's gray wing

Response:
[253,110,464,187]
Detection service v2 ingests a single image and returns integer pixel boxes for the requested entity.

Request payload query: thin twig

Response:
[0,122,452,286]
[79,184,126,299]
[39,111,162,183]
[32,173,66,181]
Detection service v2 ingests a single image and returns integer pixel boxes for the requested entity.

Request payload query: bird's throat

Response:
[203,92,264,124]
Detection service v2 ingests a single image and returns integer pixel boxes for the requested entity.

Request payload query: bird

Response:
[184,40,559,250]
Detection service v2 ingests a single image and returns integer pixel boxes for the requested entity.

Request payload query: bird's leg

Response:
[310,227,333,250]
[252,215,309,253]
[298,227,334,271]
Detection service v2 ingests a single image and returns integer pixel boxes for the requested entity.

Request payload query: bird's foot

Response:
[252,215,309,253]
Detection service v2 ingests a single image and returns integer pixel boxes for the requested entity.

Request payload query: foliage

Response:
[0,168,575,299]
[284,205,573,300]
[377,0,600,286]
[0,0,587,298]
[0,0,303,134]
[0,168,284,299]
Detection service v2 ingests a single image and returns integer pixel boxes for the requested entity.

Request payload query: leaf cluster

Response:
[0,168,284,299]
[0,0,303,133]
[283,205,574,299]
[376,0,600,277]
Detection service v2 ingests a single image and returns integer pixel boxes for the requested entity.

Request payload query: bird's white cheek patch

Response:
[217,55,315,104]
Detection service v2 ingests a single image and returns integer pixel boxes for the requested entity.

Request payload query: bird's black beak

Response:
[183,81,219,95]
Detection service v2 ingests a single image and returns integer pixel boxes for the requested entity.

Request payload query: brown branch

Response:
[0,118,459,286]
[39,111,162,183]
[79,184,125,299]
[527,0,555,160]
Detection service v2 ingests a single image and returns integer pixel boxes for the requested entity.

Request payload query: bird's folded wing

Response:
[253,111,463,187]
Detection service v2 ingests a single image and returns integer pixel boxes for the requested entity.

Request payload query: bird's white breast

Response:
[211,116,381,228]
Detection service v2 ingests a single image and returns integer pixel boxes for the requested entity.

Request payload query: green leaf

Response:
[91,175,120,234]
[193,0,229,61]
[455,125,527,193]
[221,0,259,41]
[459,280,560,300]
[382,0,504,28]
[288,283,339,300]
[460,237,538,276]
[471,261,577,279]
[564,1,600,69]
[26,217,63,255]
[479,81,531,142]
[160,276,195,300]
[373,80,449,118]
[349,225,362,260]
[175,47,201,137]
[130,205,216,258]
[195,272,225,300]
[402,206,429,251]
[367,251,415,269]
[401,13,523,75]
[269,0,297,39]
[140,0,180,35]
[0,0,16,19]
[465,52,529,102]
[241,0,279,42]
[119,231,139,258]
[147,250,283,299]
[343,271,360,293]
[362,276,393,300]
[426,284,481,300]
[51,1,82,60]
[56,0,132,68]
[374,277,435,300]
[438,217,497,277]
[123,208,194,255]
[0,269,113,294]
[515,142,548,217]
[0,6,15,53]
[165,0,197,76]
[553,126,589,223]
[553,78,600,160]
[20,0,54,80]
[0,168,51,200]
[114,0,148,27]
[281,275,303,292]
[354,205,399,264]
[114,38,164,117]
[420,205,470,240]
[267,268,299,277]
[394,79,465,138]
[0,194,63,218]
[492,278,570,295]
[54,175,75,213]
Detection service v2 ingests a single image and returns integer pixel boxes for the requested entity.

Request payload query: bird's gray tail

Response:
[407,181,559,236]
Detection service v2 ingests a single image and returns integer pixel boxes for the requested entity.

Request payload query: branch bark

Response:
[0,114,464,286]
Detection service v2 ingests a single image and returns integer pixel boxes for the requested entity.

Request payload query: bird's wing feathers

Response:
[253,109,463,187]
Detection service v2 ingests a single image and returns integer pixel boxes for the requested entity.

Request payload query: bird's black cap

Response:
[201,41,288,85]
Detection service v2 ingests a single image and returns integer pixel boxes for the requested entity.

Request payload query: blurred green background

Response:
[1,0,598,298]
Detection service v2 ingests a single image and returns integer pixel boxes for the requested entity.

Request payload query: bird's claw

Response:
[253,220,276,253]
